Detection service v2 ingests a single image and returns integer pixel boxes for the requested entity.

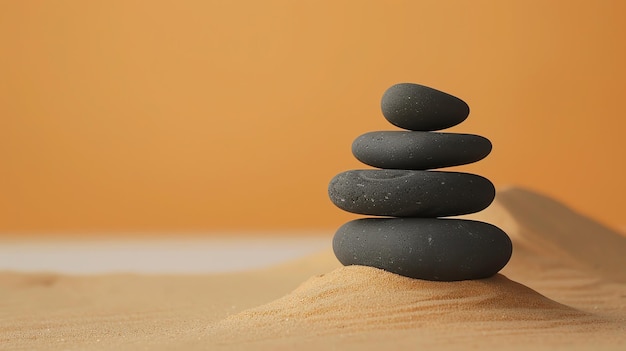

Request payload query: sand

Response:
[2,187,626,350]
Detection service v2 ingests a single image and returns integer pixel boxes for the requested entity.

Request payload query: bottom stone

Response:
[333,217,512,281]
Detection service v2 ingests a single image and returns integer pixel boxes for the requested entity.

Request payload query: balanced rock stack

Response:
[328,83,512,281]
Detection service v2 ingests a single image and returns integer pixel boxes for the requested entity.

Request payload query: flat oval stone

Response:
[381,83,470,131]
[333,217,512,281]
[328,170,495,217]
[352,131,492,170]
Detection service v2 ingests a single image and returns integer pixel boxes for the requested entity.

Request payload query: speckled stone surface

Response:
[381,83,469,131]
[333,217,513,281]
[328,169,495,217]
[352,131,492,170]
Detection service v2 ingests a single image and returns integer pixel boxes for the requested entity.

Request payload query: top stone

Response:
[381,83,470,131]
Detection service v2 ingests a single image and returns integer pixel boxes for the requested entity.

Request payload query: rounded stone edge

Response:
[327,169,496,217]
[332,217,513,281]
[351,131,493,170]
[381,83,470,131]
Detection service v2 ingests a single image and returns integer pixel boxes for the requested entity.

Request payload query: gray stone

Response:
[328,169,495,217]
[333,217,513,281]
[381,83,470,131]
[352,131,492,170]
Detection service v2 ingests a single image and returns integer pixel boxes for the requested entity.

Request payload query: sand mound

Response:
[208,266,595,344]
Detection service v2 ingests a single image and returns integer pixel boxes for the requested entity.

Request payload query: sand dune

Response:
[2,187,626,350]
[489,187,626,283]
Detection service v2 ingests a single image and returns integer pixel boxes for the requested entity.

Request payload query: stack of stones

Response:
[328,83,512,281]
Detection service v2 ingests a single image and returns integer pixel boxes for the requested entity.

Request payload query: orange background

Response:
[1,0,625,235]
